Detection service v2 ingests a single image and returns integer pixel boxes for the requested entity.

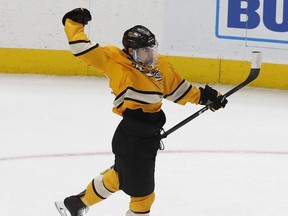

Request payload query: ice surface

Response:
[0,74,287,216]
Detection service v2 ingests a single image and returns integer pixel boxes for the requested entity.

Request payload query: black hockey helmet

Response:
[122,25,156,50]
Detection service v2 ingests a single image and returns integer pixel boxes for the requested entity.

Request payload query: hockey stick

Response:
[160,51,262,139]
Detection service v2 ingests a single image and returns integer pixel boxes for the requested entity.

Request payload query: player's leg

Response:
[81,166,119,205]
[64,166,119,216]
[112,115,162,216]
[125,192,155,216]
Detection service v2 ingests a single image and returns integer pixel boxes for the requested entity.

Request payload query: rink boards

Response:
[0,48,287,90]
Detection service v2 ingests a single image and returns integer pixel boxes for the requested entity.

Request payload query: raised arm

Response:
[62,8,111,72]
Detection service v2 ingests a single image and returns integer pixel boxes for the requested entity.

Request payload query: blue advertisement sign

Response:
[215,0,288,44]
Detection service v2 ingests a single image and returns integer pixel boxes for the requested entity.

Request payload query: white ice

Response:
[0,74,287,216]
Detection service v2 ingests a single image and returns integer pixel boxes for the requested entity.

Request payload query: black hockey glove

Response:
[62,8,91,26]
[199,85,228,111]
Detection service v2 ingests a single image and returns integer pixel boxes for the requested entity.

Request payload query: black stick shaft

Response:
[160,51,262,139]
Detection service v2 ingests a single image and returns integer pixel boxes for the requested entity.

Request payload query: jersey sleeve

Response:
[161,57,201,105]
[64,19,113,74]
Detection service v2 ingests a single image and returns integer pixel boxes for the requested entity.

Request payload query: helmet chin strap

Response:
[132,49,139,63]
[132,49,146,66]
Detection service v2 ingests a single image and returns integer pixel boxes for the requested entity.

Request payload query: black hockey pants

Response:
[112,110,166,197]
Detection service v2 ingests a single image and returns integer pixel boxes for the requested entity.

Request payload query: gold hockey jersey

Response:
[64,19,202,116]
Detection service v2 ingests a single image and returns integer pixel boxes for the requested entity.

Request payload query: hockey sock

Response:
[81,168,119,206]
[129,192,155,215]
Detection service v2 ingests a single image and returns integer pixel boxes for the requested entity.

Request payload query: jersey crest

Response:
[132,63,162,81]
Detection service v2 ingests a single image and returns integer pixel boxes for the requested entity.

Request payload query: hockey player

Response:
[57,8,228,216]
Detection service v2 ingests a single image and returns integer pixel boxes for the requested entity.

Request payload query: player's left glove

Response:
[62,8,92,26]
[199,85,228,111]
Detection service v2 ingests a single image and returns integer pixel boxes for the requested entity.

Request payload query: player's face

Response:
[130,42,158,67]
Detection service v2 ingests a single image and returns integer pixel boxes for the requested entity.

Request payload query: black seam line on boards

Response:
[174,84,192,103]
[91,179,106,200]
[69,40,91,44]
[74,44,99,57]
[163,79,186,98]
